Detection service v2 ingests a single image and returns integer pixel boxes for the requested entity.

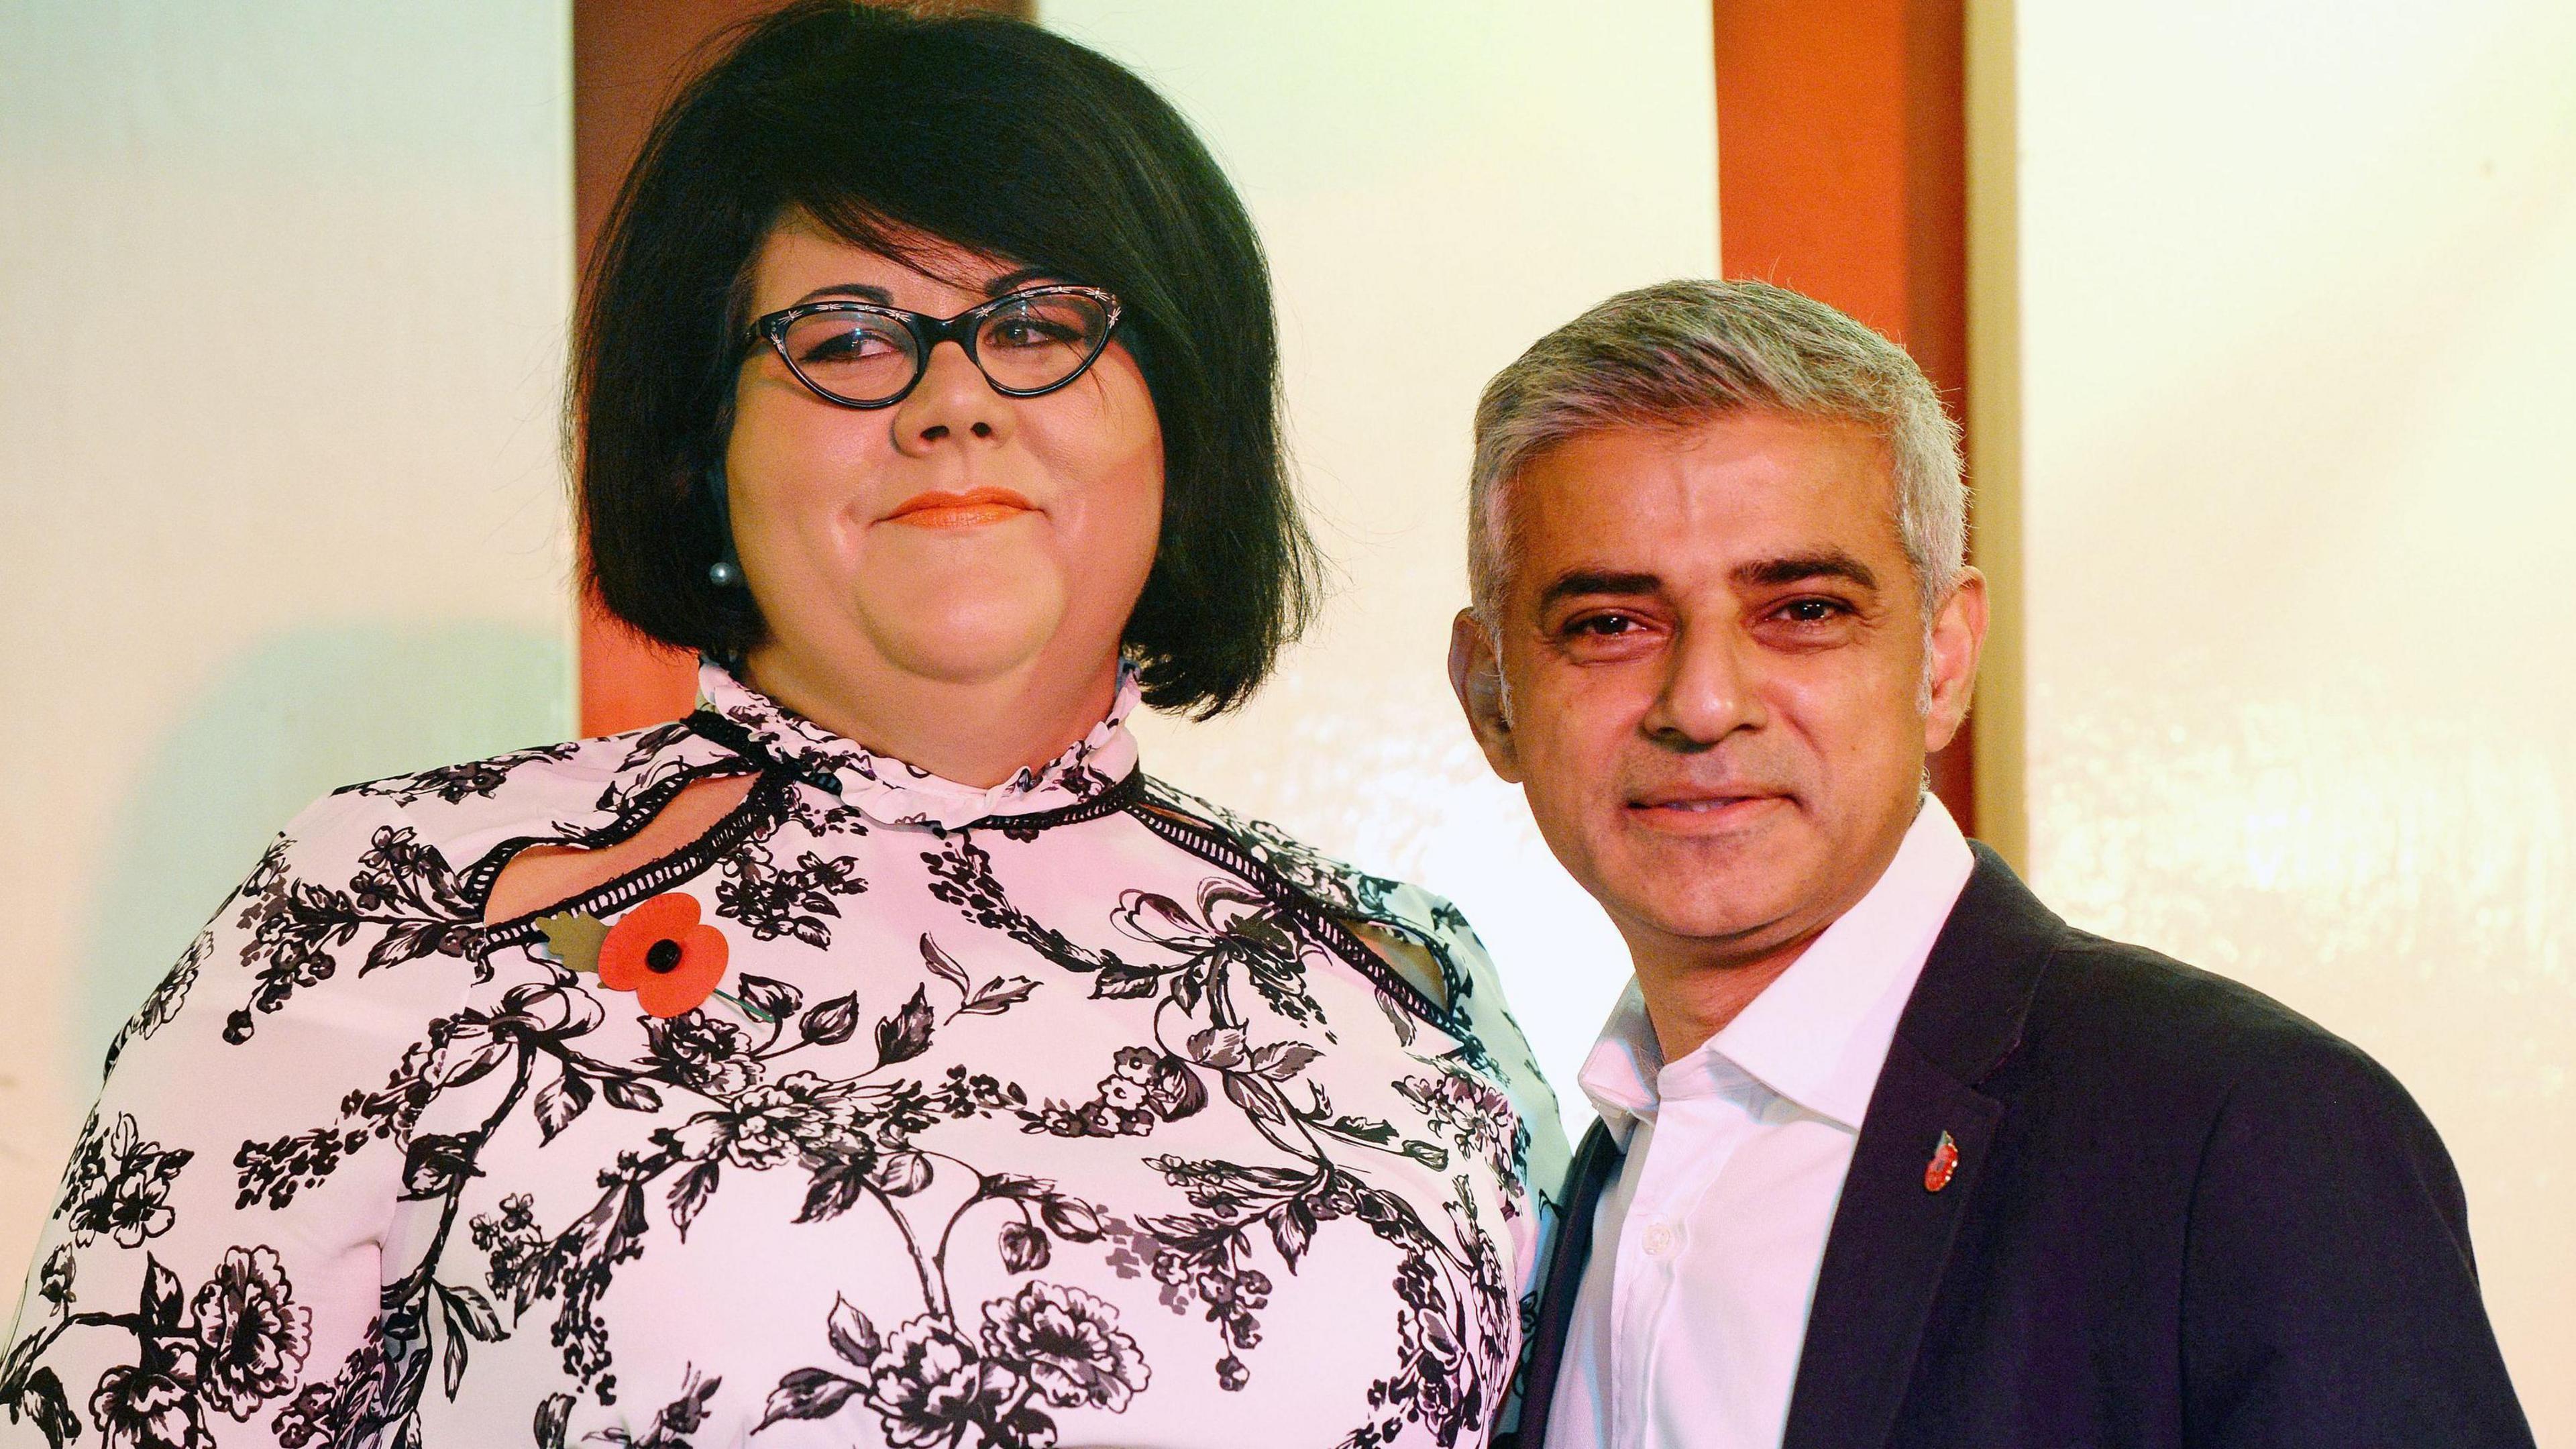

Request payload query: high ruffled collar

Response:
[694,659,1142,831]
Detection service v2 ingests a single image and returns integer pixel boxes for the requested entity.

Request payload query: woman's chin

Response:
[879,637,1053,686]
[822,555,1055,669]
[858,602,1067,686]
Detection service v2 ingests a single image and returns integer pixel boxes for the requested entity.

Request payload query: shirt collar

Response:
[1574,980,1660,1148]
[694,659,1142,831]
[1576,795,1976,1145]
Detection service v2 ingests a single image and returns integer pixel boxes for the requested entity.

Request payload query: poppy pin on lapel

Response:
[1924,1131,1960,1193]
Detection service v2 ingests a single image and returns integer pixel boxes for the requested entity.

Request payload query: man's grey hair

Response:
[1467,278,1966,623]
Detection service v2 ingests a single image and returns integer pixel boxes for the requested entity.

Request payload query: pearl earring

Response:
[704,462,743,588]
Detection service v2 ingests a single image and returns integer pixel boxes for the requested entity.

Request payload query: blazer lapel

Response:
[1780,846,2062,1449]
[1507,1118,1621,1449]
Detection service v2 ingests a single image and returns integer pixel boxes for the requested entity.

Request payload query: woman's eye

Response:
[800,329,897,363]
[988,317,1076,349]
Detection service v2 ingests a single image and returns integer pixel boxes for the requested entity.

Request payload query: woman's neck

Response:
[739,643,1124,790]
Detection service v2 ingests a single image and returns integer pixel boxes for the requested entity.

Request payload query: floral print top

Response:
[3,662,1568,1449]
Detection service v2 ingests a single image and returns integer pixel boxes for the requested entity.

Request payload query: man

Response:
[1452,280,2532,1448]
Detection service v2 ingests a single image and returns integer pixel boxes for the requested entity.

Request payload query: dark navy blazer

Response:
[1509,845,2534,1449]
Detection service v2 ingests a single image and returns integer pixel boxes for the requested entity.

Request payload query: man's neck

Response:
[1621,808,1923,1065]
[1626,930,1821,1065]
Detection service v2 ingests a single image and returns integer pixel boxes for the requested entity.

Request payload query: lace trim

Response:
[475,771,794,949]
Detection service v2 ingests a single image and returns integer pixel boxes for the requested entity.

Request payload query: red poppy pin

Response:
[1925,1130,1961,1193]
[537,892,767,1022]
[596,892,731,1018]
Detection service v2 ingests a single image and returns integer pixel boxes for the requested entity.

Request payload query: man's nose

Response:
[892,339,1010,453]
[1642,621,1764,749]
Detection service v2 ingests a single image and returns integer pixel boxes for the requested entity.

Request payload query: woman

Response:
[0,5,1566,1448]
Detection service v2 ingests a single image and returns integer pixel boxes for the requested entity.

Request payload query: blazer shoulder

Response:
[2046,928,2347,1051]
[2020,924,2426,1130]
[1931,853,2411,1118]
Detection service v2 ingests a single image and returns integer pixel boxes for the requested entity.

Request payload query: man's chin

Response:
[1623,898,1812,957]
[1586,838,1821,955]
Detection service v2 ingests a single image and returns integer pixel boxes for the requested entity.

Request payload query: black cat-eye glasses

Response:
[744,284,1124,409]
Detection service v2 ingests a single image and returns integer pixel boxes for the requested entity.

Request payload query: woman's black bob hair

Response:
[577,0,1317,717]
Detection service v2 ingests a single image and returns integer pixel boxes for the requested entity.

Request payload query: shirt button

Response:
[1640,1220,1676,1258]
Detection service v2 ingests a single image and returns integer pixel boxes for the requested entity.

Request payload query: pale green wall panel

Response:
[0,0,578,1273]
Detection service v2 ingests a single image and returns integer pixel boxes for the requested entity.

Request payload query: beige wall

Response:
[1981,0,2576,1429]
[1041,1,1723,1125]
[15,0,2557,1421]
[0,1,576,1275]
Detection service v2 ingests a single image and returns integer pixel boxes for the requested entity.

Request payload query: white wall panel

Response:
[1996,0,2575,1429]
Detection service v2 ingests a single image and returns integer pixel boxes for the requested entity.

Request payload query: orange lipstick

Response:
[883,487,1035,529]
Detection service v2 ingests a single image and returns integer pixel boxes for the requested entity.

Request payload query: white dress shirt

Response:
[1544,797,1976,1449]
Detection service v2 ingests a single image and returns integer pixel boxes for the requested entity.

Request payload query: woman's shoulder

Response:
[1128,777,1512,1007]
[104,716,744,1075]
[254,718,755,882]
[1134,777,1570,1177]
[327,717,745,834]
[1134,775,1466,945]
[180,720,753,1031]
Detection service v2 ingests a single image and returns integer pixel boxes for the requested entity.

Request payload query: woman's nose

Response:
[893,339,1010,453]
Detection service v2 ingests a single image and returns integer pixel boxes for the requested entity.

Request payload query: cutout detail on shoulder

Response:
[482,773,760,925]
[1348,920,1451,1010]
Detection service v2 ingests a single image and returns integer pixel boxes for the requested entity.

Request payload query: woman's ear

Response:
[1447,608,1523,784]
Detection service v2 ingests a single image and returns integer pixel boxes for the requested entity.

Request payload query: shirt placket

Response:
[1606,1087,1752,1449]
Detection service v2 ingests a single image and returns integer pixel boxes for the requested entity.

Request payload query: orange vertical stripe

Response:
[569,0,1036,737]
[571,0,768,737]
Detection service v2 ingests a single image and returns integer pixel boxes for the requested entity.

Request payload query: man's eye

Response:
[1775,598,1848,625]
[1566,613,1640,637]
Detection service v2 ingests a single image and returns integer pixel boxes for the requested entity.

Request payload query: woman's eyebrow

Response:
[791,282,896,305]
[984,265,1061,296]
[788,271,1058,308]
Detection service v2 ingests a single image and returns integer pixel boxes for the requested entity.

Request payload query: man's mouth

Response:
[883,486,1036,529]
[1625,790,1790,828]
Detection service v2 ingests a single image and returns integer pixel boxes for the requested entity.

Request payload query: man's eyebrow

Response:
[1732,551,1879,592]
[1536,570,1664,610]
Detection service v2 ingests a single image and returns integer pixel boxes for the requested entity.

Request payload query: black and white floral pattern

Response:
[3,662,1566,1448]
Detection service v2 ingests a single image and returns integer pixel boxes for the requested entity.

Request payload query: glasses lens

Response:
[975,292,1112,392]
[777,310,920,404]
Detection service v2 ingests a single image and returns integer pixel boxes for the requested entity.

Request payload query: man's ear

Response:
[1923,566,1988,754]
[1448,608,1524,783]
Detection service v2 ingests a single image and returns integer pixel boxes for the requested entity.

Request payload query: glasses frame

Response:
[743,284,1126,410]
